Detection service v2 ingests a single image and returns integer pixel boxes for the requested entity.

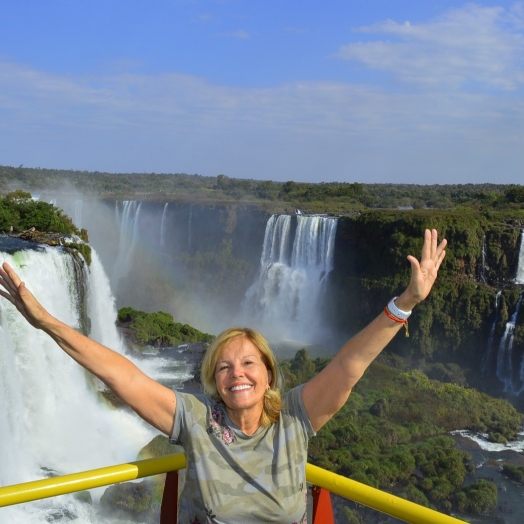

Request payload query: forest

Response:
[1,164,524,213]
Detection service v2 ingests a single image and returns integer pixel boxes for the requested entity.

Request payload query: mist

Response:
[42,194,341,358]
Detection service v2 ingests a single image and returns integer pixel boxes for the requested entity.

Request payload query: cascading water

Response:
[496,294,523,394]
[0,241,156,523]
[481,290,502,377]
[516,230,524,284]
[242,214,338,343]
[479,234,487,283]
[160,203,169,248]
[112,200,142,289]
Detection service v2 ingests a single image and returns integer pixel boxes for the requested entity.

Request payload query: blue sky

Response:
[1,1,523,184]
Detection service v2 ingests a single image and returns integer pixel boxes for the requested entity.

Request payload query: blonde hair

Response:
[201,327,284,426]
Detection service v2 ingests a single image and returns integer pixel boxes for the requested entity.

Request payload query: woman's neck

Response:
[225,405,263,436]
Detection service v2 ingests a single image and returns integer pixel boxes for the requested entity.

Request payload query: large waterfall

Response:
[43,197,342,346]
[0,240,157,523]
[242,214,338,344]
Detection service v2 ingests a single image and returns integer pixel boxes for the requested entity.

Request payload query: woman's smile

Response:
[215,336,272,418]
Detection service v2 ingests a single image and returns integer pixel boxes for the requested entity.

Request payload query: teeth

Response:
[231,385,252,391]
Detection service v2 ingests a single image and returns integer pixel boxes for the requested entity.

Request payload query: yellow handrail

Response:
[0,454,186,508]
[306,463,465,524]
[0,454,466,523]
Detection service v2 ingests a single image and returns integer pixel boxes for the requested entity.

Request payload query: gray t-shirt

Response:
[170,384,315,524]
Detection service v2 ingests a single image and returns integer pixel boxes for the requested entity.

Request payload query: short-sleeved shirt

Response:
[170,385,315,524]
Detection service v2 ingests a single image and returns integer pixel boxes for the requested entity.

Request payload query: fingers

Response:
[0,262,22,297]
[434,240,447,270]
[421,230,447,263]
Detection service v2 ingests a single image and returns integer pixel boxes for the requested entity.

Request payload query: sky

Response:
[1,1,523,184]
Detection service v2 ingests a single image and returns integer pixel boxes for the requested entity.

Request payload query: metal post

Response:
[160,471,179,523]
[311,485,335,524]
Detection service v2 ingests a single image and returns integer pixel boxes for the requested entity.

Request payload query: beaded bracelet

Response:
[383,305,410,337]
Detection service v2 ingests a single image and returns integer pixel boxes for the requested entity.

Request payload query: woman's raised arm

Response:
[0,262,176,436]
[301,229,447,432]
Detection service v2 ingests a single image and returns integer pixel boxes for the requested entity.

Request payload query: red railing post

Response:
[160,471,179,523]
[311,485,335,524]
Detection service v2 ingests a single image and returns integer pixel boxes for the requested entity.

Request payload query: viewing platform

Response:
[0,453,467,523]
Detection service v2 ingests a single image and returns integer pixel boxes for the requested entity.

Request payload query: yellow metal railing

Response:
[306,463,465,524]
[0,454,186,508]
[0,453,466,523]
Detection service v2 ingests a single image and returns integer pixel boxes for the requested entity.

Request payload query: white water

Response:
[159,203,169,248]
[243,214,338,343]
[112,201,142,289]
[516,229,524,284]
[452,430,524,453]
[479,234,487,283]
[496,294,523,393]
[0,246,156,523]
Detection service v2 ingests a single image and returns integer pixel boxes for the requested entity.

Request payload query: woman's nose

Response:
[231,364,244,377]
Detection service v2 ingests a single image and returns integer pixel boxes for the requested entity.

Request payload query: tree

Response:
[5,190,32,204]
[504,186,524,204]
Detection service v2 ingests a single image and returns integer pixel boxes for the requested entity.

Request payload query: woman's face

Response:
[214,336,272,414]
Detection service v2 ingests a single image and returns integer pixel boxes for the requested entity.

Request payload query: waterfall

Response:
[0,243,155,523]
[160,203,169,247]
[481,290,502,377]
[260,214,292,265]
[242,214,338,342]
[479,234,487,283]
[112,200,142,287]
[188,205,193,251]
[516,230,524,284]
[496,294,523,394]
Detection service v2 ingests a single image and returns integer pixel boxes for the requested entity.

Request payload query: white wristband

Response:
[387,297,412,320]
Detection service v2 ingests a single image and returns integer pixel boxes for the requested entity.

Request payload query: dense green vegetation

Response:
[502,463,524,483]
[117,306,214,347]
[2,164,523,213]
[0,190,80,234]
[282,349,520,517]
[330,209,524,398]
[0,190,91,264]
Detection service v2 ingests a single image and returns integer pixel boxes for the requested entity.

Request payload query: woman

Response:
[0,229,446,523]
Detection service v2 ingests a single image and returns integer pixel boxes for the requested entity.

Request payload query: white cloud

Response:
[337,3,524,91]
[0,51,523,183]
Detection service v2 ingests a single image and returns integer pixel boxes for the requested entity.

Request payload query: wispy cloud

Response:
[336,4,524,91]
[216,29,250,39]
[2,2,524,185]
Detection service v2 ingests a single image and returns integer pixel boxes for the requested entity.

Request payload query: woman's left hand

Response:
[397,229,447,311]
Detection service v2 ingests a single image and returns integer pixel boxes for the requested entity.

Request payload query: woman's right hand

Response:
[1,261,177,436]
[0,262,52,329]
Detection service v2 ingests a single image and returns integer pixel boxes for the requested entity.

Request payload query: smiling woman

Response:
[0,229,446,523]
[201,327,283,430]
[171,328,312,523]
